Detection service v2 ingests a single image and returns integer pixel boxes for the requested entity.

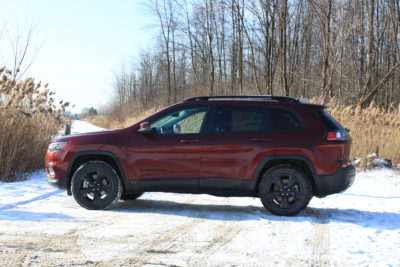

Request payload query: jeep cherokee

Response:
[45,96,355,216]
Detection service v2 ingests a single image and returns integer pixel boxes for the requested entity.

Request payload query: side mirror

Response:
[138,122,151,134]
[345,128,350,133]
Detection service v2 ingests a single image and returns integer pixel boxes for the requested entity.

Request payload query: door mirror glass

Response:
[138,122,151,134]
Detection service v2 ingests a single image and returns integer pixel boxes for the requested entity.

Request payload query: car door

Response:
[126,105,209,181]
[200,104,276,183]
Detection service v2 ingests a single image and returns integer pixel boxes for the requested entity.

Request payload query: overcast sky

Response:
[0,0,155,113]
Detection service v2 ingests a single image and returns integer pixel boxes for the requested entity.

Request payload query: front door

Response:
[127,106,209,180]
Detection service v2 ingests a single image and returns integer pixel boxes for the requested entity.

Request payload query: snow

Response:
[353,157,361,165]
[70,119,105,134]
[1,170,399,266]
[1,121,400,266]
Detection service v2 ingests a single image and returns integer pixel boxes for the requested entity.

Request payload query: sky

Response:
[0,0,156,113]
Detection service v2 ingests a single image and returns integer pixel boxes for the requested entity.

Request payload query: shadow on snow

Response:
[0,210,75,222]
[113,198,399,230]
[0,190,76,222]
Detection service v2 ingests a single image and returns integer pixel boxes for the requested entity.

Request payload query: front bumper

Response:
[47,177,69,191]
[313,165,356,196]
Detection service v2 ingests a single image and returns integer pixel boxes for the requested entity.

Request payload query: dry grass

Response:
[83,115,112,129]
[311,97,400,165]
[0,67,67,182]
[119,108,158,128]
[85,108,158,129]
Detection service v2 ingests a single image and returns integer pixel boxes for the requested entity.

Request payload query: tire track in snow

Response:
[283,209,331,266]
[0,232,83,267]
[2,196,203,267]
[201,221,243,252]
[107,218,206,266]
[310,209,331,266]
[0,220,112,267]
[186,221,243,266]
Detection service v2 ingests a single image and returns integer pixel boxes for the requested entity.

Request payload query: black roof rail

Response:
[184,95,302,103]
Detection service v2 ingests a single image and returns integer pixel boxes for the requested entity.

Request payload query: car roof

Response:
[185,95,304,103]
[182,95,325,109]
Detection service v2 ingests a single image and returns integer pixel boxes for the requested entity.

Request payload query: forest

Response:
[112,0,400,113]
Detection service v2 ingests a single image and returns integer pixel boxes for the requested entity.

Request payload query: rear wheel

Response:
[259,165,312,216]
[71,161,122,210]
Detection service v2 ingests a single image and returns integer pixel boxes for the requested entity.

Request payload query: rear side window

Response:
[317,111,343,130]
[210,105,266,133]
[269,108,302,130]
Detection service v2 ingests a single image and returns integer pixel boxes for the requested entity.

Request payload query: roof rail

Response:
[184,95,302,103]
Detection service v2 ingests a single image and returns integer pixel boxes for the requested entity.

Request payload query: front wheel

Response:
[259,165,312,216]
[71,161,122,210]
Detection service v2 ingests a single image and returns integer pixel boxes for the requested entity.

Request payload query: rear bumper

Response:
[313,165,355,196]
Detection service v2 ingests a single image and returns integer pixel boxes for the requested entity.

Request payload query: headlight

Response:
[48,141,69,152]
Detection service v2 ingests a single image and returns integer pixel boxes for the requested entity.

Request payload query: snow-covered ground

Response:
[1,121,399,266]
[70,119,105,134]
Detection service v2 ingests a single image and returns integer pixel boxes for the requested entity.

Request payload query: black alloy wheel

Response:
[259,165,312,216]
[71,161,122,210]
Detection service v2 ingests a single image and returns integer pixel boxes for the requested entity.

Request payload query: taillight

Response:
[327,130,350,141]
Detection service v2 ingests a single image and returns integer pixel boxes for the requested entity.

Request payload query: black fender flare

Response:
[250,155,318,193]
[66,151,132,194]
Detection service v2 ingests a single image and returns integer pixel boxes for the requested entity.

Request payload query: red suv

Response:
[45,96,355,216]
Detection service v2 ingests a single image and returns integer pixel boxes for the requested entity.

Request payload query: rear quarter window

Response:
[209,105,267,133]
[268,108,303,130]
[316,110,343,131]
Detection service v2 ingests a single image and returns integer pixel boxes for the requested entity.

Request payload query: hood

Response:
[54,128,122,142]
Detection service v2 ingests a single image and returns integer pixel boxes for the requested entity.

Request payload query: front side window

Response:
[150,106,208,135]
[210,105,266,133]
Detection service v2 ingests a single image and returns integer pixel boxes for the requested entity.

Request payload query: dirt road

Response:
[1,170,400,266]
[0,191,334,267]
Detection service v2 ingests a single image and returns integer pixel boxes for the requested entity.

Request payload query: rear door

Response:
[200,104,276,182]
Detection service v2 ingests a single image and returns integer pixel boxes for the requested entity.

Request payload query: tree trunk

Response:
[279,0,289,96]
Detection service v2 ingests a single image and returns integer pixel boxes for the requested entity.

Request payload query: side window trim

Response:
[198,105,213,134]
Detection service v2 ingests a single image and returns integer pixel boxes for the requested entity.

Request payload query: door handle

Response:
[250,138,272,143]
[180,139,199,144]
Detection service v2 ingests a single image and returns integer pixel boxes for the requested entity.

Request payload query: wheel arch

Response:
[66,151,131,195]
[252,155,318,195]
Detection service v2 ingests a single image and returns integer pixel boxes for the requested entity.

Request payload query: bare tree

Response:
[279,0,289,96]
[154,0,178,103]
[0,21,39,80]
[113,0,400,113]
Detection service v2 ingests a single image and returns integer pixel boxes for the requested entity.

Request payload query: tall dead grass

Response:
[85,107,158,129]
[0,67,68,182]
[311,97,400,164]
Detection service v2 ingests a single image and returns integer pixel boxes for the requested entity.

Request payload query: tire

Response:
[71,161,122,210]
[259,165,312,216]
[120,192,143,200]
